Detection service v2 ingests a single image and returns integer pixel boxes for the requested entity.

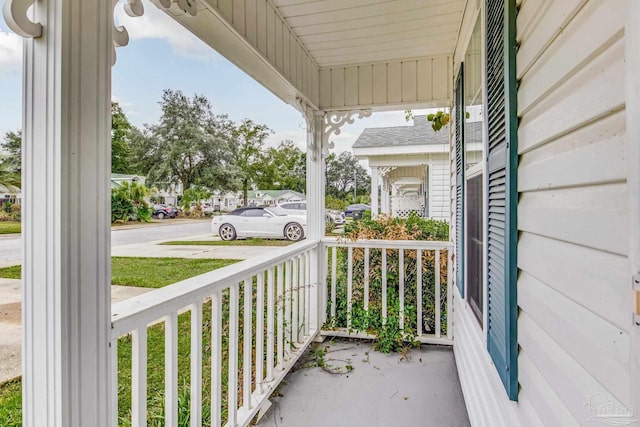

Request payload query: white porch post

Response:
[304,108,326,332]
[7,0,113,425]
[370,166,379,217]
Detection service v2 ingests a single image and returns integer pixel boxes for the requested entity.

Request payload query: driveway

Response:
[0,219,212,267]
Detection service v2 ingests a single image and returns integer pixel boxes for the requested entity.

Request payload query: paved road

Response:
[0,220,212,266]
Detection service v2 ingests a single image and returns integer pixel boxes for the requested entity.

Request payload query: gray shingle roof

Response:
[352,115,482,148]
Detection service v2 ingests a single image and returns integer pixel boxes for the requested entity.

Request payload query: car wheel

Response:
[157,212,165,220]
[284,223,304,241]
[219,224,237,241]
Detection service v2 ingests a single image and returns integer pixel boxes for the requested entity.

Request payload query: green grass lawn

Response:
[0,257,240,288]
[160,238,292,247]
[0,256,246,427]
[0,222,20,235]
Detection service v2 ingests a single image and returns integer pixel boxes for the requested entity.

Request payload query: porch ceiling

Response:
[271,0,466,67]
[155,0,464,110]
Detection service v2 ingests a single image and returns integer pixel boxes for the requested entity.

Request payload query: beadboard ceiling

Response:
[270,0,466,67]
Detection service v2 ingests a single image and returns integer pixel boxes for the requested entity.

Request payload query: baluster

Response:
[256,273,265,394]
[211,292,222,427]
[243,279,253,410]
[132,327,147,427]
[347,247,353,329]
[190,302,203,427]
[304,251,311,336]
[292,257,299,344]
[331,246,337,319]
[416,250,423,337]
[276,263,284,368]
[266,268,275,380]
[228,284,239,425]
[435,250,441,338]
[399,249,405,331]
[382,248,388,323]
[284,260,292,358]
[364,247,370,311]
[165,313,178,427]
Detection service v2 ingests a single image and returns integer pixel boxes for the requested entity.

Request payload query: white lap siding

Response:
[517,0,630,424]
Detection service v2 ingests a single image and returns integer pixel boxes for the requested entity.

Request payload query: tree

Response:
[1,131,21,178]
[181,185,212,209]
[111,102,133,173]
[133,90,237,191]
[0,161,20,194]
[234,119,272,206]
[325,151,370,200]
[2,103,137,179]
[254,141,306,193]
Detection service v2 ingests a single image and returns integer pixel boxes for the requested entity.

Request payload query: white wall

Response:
[516,0,630,424]
[454,1,633,426]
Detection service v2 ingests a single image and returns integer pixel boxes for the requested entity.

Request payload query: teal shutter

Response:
[454,64,465,297]
[486,0,519,401]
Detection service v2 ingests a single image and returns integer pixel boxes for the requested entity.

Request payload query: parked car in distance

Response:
[344,204,371,220]
[211,206,307,241]
[152,204,178,219]
[277,201,346,225]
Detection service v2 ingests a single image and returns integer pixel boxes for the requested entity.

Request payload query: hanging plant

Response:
[405,109,470,133]
[426,111,450,132]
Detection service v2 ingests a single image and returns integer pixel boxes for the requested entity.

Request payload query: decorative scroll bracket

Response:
[322,109,371,158]
[378,166,397,177]
[112,0,199,66]
[3,0,42,37]
[296,97,317,159]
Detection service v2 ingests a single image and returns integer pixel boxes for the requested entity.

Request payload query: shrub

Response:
[325,219,336,234]
[328,213,450,353]
[325,195,347,211]
[111,182,151,223]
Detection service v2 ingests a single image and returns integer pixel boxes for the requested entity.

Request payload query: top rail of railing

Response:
[321,237,453,250]
[111,239,319,338]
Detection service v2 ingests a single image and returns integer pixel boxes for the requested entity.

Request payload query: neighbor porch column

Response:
[6,0,113,425]
[370,166,379,217]
[381,177,389,215]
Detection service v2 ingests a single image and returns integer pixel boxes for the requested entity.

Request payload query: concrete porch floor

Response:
[256,339,470,427]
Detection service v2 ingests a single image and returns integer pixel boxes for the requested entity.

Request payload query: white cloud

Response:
[0,30,22,76]
[266,129,306,149]
[114,0,219,61]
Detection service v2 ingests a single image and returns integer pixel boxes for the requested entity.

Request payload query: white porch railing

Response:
[110,240,319,427]
[322,238,453,345]
[109,238,452,426]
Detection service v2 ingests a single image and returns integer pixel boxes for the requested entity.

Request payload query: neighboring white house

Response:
[211,190,241,211]
[247,190,306,206]
[109,173,146,190]
[353,116,482,221]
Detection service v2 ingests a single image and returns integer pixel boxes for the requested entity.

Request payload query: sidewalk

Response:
[111,234,272,260]
[0,279,152,383]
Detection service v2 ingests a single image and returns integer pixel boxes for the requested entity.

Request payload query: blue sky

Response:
[0,1,425,156]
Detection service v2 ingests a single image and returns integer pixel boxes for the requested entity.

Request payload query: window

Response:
[464,16,485,326]
[244,209,266,217]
